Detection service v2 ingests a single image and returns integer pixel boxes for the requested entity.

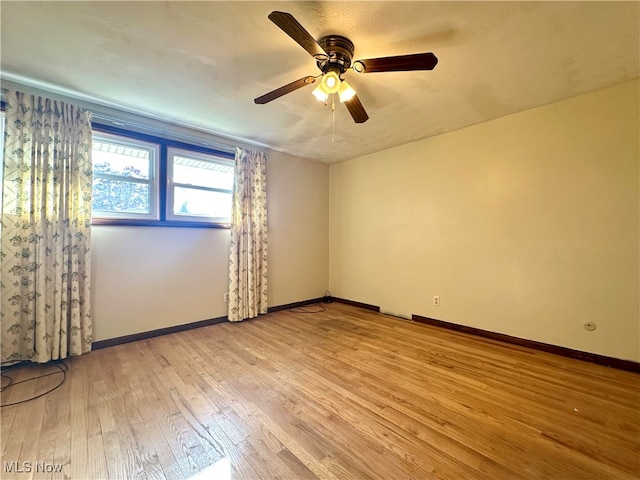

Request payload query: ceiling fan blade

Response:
[345,95,369,123]
[268,11,327,58]
[355,52,438,73]
[254,76,316,104]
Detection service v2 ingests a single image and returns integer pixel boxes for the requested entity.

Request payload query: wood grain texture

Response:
[358,52,438,73]
[344,95,369,124]
[267,11,326,58]
[2,303,639,479]
[412,313,640,372]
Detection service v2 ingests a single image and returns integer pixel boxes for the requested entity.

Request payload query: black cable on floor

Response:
[288,290,334,314]
[289,303,327,314]
[0,360,68,407]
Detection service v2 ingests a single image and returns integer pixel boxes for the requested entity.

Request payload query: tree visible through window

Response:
[93,160,149,213]
[91,134,158,219]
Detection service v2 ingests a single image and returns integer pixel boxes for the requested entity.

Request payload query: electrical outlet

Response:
[433,296,440,306]
[224,292,229,303]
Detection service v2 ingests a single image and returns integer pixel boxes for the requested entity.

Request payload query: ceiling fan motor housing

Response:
[316,35,355,74]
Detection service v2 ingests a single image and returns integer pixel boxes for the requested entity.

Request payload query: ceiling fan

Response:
[254,11,438,124]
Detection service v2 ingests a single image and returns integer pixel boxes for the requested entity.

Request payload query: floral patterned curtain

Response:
[1,90,93,363]
[227,147,268,321]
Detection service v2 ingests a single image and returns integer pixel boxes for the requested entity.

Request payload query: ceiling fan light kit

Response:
[311,65,356,104]
[254,11,438,124]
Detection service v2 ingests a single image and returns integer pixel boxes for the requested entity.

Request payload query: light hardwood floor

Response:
[2,303,639,479]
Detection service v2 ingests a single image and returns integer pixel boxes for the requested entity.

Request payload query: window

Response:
[167,148,234,223]
[91,125,235,228]
[92,133,159,220]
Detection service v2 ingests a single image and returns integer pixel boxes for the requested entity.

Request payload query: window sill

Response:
[91,218,230,229]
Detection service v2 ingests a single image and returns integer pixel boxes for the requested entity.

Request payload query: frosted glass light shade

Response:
[321,71,341,94]
[338,81,356,102]
[312,84,329,102]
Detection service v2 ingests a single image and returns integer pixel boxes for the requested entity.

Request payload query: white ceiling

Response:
[1,1,638,163]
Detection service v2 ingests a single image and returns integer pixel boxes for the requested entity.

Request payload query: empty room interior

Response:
[1,1,639,479]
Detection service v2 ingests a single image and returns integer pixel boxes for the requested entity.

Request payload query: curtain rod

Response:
[91,112,236,154]
[1,72,270,156]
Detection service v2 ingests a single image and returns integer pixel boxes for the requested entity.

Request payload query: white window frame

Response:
[166,147,234,224]
[91,132,160,221]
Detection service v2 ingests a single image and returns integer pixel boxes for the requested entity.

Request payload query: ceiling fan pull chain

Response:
[331,97,336,142]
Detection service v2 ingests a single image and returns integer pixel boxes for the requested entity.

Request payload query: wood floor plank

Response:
[2,303,638,479]
[2,365,41,476]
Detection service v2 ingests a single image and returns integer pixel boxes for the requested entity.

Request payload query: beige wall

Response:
[92,150,329,341]
[330,80,639,361]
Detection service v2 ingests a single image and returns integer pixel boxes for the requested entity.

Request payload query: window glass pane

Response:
[173,155,234,190]
[173,187,232,219]
[91,133,159,220]
[92,178,150,214]
[93,139,151,179]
